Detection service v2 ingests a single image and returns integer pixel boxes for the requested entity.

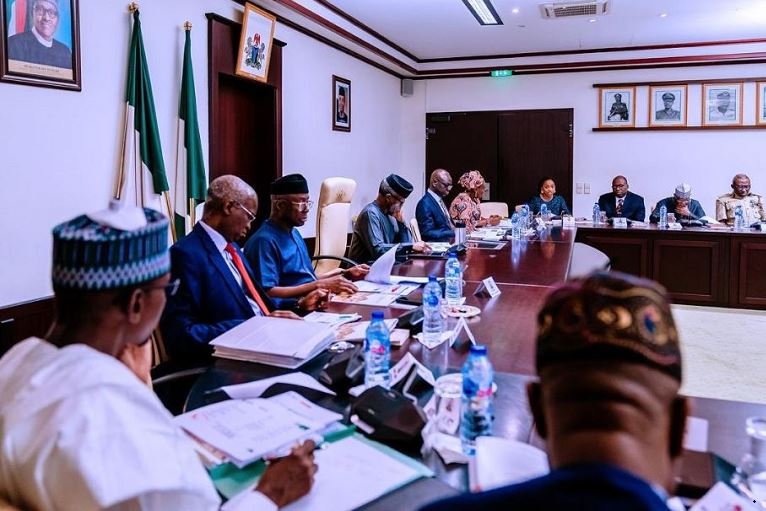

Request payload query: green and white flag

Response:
[115,9,171,228]
[174,26,207,238]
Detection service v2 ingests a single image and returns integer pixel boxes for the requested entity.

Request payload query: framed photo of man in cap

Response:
[756,82,766,126]
[598,87,635,128]
[0,0,81,90]
[649,85,687,127]
[235,3,276,83]
[702,83,742,126]
[332,75,351,132]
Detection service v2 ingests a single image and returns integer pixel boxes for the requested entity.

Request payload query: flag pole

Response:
[115,2,140,200]
[165,191,178,242]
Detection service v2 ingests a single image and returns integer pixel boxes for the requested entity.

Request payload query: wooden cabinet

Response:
[576,226,766,309]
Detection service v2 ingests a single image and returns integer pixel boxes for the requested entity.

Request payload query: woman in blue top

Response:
[526,177,571,216]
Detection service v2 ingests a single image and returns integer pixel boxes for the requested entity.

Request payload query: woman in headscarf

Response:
[526,176,571,216]
[449,170,497,232]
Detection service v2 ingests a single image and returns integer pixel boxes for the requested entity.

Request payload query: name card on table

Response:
[562,216,576,228]
[613,217,628,229]
[474,277,501,298]
[450,317,477,347]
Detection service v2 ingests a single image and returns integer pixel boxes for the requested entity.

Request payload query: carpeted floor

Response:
[673,304,766,404]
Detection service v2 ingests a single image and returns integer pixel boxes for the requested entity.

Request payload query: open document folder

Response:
[216,433,433,511]
[210,316,335,368]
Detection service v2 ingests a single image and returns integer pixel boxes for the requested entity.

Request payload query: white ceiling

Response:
[323,0,766,60]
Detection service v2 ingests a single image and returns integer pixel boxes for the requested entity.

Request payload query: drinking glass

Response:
[667,213,676,224]
[430,373,463,435]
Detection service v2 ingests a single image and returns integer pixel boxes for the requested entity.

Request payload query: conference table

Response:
[186,225,766,509]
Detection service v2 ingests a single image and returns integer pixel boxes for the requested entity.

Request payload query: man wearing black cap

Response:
[336,87,348,124]
[244,173,370,308]
[349,174,429,263]
[0,203,317,510]
[422,272,688,511]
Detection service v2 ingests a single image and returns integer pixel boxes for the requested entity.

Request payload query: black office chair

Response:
[149,330,209,415]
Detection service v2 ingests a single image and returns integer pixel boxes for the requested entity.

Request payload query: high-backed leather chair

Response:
[568,243,611,279]
[480,201,509,218]
[409,218,422,242]
[313,177,359,275]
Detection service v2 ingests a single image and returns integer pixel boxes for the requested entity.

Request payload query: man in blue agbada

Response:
[423,272,687,511]
[245,174,370,308]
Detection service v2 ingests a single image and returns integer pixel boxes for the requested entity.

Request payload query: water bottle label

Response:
[368,342,386,355]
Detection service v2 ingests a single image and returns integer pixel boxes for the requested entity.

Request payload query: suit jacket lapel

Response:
[193,224,252,314]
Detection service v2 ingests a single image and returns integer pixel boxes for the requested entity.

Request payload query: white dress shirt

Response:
[198,220,263,316]
[0,338,277,511]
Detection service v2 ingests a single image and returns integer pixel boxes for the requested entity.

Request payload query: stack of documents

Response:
[176,391,343,468]
[210,316,335,368]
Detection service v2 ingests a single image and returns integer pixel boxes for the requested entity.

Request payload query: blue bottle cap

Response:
[448,252,457,258]
[428,274,437,281]
[371,311,385,320]
[470,345,488,355]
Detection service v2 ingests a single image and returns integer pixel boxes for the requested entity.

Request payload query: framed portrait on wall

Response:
[235,2,276,83]
[598,87,635,128]
[0,0,81,90]
[332,75,350,132]
[756,82,766,126]
[649,85,687,127]
[702,83,743,126]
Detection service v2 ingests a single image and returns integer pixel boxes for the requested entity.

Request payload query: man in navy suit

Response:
[415,169,454,242]
[422,272,687,511]
[160,175,327,364]
[598,175,646,221]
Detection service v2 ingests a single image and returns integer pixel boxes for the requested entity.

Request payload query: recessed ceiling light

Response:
[659,13,668,18]
[462,0,504,25]
[589,18,597,22]
[512,7,520,14]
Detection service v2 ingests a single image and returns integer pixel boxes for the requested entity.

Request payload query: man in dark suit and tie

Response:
[597,175,646,222]
[415,169,454,242]
[160,175,327,364]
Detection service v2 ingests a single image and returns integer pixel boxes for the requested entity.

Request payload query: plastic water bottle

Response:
[659,204,668,229]
[422,275,443,346]
[520,205,530,230]
[460,345,494,455]
[540,203,548,222]
[445,253,463,306]
[733,417,766,504]
[735,204,746,231]
[364,311,391,389]
[592,203,601,225]
[510,212,521,240]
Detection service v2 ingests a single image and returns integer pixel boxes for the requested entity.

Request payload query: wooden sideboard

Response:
[576,225,766,309]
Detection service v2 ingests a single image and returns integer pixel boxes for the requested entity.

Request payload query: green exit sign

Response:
[490,69,513,77]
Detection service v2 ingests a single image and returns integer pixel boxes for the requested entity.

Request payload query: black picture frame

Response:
[332,75,350,132]
[0,0,81,91]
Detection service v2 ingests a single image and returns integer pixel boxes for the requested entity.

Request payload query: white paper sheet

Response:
[222,372,336,399]
[365,244,398,283]
[282,437,424,511]
[683,416,709,452]
[354,281,419,295]
[469,436,549,492]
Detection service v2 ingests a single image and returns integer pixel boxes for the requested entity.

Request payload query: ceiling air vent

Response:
[540,1,610,19]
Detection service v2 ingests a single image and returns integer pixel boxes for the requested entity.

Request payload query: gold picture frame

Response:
[598,87,635,128]
[648,85,687,127]
[756,82,766,126]
[702,83,743,126]
[235,3,276,83]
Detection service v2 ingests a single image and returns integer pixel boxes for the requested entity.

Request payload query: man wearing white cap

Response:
[649,183,706,224]
[0,203,316,510]
[7,0,72,68]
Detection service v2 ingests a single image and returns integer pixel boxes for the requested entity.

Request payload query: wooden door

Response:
[497,109,573,211]
[426,109,573,214]
[425,111,498,207]
[207,13,284,233]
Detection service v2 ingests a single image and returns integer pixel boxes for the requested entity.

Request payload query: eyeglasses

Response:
[143,278,180,297]
[288,200,314,211]
[234,202,257,223]
[33,5,59,18]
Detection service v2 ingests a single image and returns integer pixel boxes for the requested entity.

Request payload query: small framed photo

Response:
[649,85,687,127]
[332,75,350,132]
[0,0,81,90]
[235,2,276,83]
[702,83,743,126]
[598,87,635,128]
[756,82,766,126]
